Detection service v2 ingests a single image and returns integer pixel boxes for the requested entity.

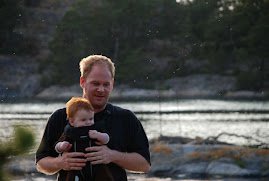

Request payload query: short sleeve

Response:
[126,111,151,165]
[35,108,67,164]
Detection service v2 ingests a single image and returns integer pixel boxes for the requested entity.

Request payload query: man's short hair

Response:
[79,55,115,79]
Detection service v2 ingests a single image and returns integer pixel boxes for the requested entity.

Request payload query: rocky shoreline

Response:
[0,55,267,101]
[4,136,269,180]
[150,143,269,179]
[34,83,268,101]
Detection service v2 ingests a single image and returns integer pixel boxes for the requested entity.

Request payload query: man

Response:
[36,55,151,181]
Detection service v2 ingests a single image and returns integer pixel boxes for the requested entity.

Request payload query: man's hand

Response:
[36,151,87,175]
[84,145,150,173]
[59,151,87,171]
[84,145,112,165]
[56,143,86,171]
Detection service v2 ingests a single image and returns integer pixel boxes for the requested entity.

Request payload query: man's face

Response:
[80,64,114,113]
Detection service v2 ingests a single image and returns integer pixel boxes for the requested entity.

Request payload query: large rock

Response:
[35,84,82,100]
[0,55,40,99]
[173,162,209,176]
[206,161,260,177]
[149,142,269,179]
[164,74,236,97]
[225,90,265,99]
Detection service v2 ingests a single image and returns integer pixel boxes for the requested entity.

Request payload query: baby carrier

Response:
[64,122,113,181]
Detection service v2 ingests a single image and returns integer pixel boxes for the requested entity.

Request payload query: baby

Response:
[55,97,113,181]
[55,97,109,153]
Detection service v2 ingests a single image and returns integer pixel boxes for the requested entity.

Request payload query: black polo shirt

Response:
[36,103,151,181]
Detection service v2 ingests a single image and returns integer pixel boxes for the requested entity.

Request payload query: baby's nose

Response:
[86,119,94,126]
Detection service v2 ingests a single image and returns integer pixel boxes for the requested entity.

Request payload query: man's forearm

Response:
[36,157,61,175]
[111,150,150,173]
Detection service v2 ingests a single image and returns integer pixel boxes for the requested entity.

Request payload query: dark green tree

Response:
[231,0,269,90]
[198,0,268,91]
[0,0,24,54]
[245,0,269,90]
[48,0,184,85]
[47,0,268,90]
[182,0,220,56]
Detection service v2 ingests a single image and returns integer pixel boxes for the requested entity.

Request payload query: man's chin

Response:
[94,97,105,104]
[92,100,106,110]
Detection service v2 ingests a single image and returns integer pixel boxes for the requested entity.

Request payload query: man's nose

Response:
[97,85,105,91]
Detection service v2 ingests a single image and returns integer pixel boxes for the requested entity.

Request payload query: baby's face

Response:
[70,109,94,127]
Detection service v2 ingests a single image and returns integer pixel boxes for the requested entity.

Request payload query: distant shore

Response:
[33,83,268,101]
[1,71,268,101]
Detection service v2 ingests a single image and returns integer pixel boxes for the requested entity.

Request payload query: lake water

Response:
[0,99,269,149]
[1,99,269,181]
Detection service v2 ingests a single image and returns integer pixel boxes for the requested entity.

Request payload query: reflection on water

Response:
[0,99,269,149]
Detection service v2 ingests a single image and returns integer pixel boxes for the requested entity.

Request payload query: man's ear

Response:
[111,79,114,90]
[80,76,85,88]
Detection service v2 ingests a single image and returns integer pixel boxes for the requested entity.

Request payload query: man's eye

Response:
[92,82,99,86]
[104,83,110,88]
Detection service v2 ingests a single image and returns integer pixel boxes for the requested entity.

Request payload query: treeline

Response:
[0,0,40,55]
[0,0,24,54]
[1,0,268,90]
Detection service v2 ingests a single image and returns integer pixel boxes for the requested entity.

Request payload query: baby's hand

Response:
[58,141,70,152]
[89,130,103,145]
[88,130,98,139]
[89,130,109,145]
